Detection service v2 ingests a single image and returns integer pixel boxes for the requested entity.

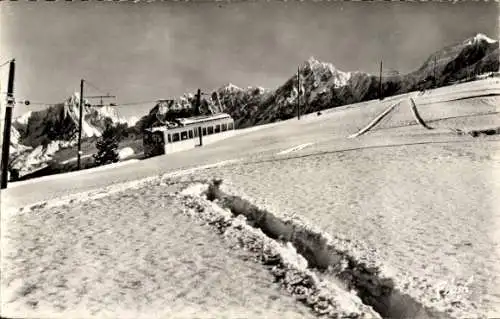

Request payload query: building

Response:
[143,113,235,158]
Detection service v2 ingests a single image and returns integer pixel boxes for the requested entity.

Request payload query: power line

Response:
[0,59,14,69]
[18,101,61,107]
[111,100,162,107]
[83,79,109,95]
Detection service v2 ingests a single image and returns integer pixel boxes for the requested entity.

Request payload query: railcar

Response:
[143,113,235,158]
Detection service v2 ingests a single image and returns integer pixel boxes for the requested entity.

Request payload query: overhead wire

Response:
[0,59,14,69]
[83,79,109,95]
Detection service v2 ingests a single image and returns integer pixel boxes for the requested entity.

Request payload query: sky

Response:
[0,1,498,119]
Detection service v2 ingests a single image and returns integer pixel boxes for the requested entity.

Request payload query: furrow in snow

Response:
[196,179,453,319]
[178,181,382,318]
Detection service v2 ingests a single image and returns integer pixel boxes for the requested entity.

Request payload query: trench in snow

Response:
[204,179,453,319]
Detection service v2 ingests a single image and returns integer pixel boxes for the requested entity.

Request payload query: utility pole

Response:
[77,79,84,171]
[433,56,437,88]
[196,89,201,115]
[379,60,383,100]
[297,66,301,120]
[198,126,203,147]
[196,88,203,146]
[1,59,16,189]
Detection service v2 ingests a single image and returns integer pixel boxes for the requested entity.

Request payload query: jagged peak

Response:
[465,33,498,45]
[15,111,33,125]
[474,33,497,43]
[306,56,320,65]
[303,56,328,69]
[220,82,242,91]
[301,56,344,75]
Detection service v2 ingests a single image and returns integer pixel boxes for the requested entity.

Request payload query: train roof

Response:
[145,113,233,133]
[177,113,232,126]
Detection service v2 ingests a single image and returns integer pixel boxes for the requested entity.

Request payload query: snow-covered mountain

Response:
[6,93,130,179]
[140,33,497,129]
[410,33,499,87]
[13,92,129,148]
[136,83,273,130]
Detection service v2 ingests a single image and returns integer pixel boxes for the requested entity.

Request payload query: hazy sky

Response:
[0,1,498,118]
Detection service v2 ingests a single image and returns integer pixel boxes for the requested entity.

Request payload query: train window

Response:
[172,133,180,142]
[207,126,214,135]
[228,122,234,130]
[215,124,221,133]
[167,134,172,143]
[181,131,188,140]
[221,123,227,132]
[202,127,207,136]
[194,128,198,137]
[188,130,193,139]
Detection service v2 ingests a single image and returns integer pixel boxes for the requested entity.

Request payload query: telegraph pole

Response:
[297,66,301,120]
[196,88,203,146]
[1,59,16,189]
[379,60,383,100]
[433,56,437,88]
[196,89,201,115]
[77,79,84,171]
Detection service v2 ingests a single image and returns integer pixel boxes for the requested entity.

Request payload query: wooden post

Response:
[433,56,437,88]
[297,66,301,120]
[379,60,383,100]
[196,89,201,115]
[1,59,16,189]
[77,79,84,170]
[198,126,203,146]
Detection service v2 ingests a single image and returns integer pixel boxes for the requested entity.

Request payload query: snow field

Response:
[3,82,500,318]
[189,139,500,319]
[1,184,319,319]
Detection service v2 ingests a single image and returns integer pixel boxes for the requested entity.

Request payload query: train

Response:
[143,113,235,158]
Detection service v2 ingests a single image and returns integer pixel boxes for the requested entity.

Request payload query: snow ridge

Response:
[469,33,498,45]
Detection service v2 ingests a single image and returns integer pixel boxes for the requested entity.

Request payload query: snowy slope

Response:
[4,82,500,318]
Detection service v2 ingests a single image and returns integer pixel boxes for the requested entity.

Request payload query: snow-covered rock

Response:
[466,33,498,45]
[15,111,32,126]
[118,147,134,160]
[126,116,139,127]
[221,83,243,92]
[9,139,77,178]
[8,126,32,156]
